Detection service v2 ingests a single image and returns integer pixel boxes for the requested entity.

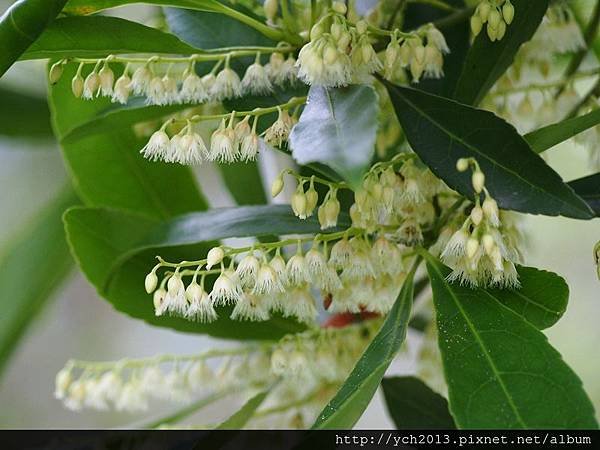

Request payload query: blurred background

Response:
[0,0,598,429]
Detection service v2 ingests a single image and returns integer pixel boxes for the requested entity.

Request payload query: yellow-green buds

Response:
[206,246,225,269]
[49,61,64,85]
[503,0,515,25]
[263,0,278,24]
[71,73,84,98]
[291,186,308,219]
[144,270,158,294]
[472,170,485,193]
[456,158,470,172]
[332,1,347,15]
[271,173,285,198]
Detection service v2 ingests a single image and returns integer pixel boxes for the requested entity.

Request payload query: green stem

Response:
[181,96,307,124]
[70,46,295,65]
[211,2,301,44]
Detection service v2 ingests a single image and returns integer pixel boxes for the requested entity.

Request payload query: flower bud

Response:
[355,20,368,35]
[496,20,507,40]
[456,158,469,172]
[263,0,278,23]
[332,1,347,15]
[482,197,499,221]
[145,271,158,293]
[471,15,483,37]
[323,43,339,65]
[305,186,319,216]
[271,174,285,198]
[466,237,480,259]
[291,190,308,219]
[331,22,343,40]
[488,9,501,29]
[99,64,114,95]
[185,281,203,303]
[167,273,184,297]
[482,234,495,255]
[206,247,225,269]
[478,2,491,22]
[472,171,485,193]
[310,22,325,41]
[470,205,484,226]
[84,71,100,96]
[487,23,498,42]
[502,1,515,25]
[71,74,84,98]
[49,62,64,85]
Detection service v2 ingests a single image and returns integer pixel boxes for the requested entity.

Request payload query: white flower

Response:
[180,71,209,103]
[131,65,152,95]
[115,383,149,412]
[252,263,284,295]
[112,74,132,104]
[98,64,114,97]
[206,246,225,270]
[211,67,242,100]
[231,293,270,321]
[165,272,187,315]
[54,369,72,400]
[264,108,293,147]
[297,37,352,87]
[240,132,259,161]
[209,272,242,306]
[64,380,86,411]
[329,238,353,269]
[242,60,273,95]
[82,71,100,99]
[162,75,179,104]
[141,130,170,161]
[185,281,217,323]
[173,130,207,165]
[286,252,310,286]
[209,120,238,163]
[146,76,166,105]
[235,253,260,287]
[282,287,317,324]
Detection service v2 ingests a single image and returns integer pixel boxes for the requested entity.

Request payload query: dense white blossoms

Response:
[471,0,515,41]
[63,50,297,106]
[139,102,298,165]
[296,8,448,87]
[384,24,450,83]
[437,158,521,288]
[55,322,375,420]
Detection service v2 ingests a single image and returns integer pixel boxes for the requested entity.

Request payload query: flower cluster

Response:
[54,322,374,419]
[296,2,448,87]
[481,4,588,135]
[146,229,411,325]
[60,51,297,106]
[140,103,298,165]
[471,0,515,42]
[437,158,521,288]
[383,24,450,83]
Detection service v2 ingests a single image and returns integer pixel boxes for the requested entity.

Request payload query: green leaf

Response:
[290,85,379,189]
[49,62,206,218]
[312,266,416,429]
[216,391,269,429]
[453,0,549,105]
[61,99,190,145]
[164,6,273,49]
[64,205,348,338]
[0,86,52,139]
[568,173,600,216]
[219,162,267,206]
[381,377,456,430]
[384,82,594,219]
[62,0,288,43]
[0,0,67,77]
[424,254,598,429]
[0,186,79,374]
[492,266,568,330]
[21,16,202,60]
[525,108,600,153]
